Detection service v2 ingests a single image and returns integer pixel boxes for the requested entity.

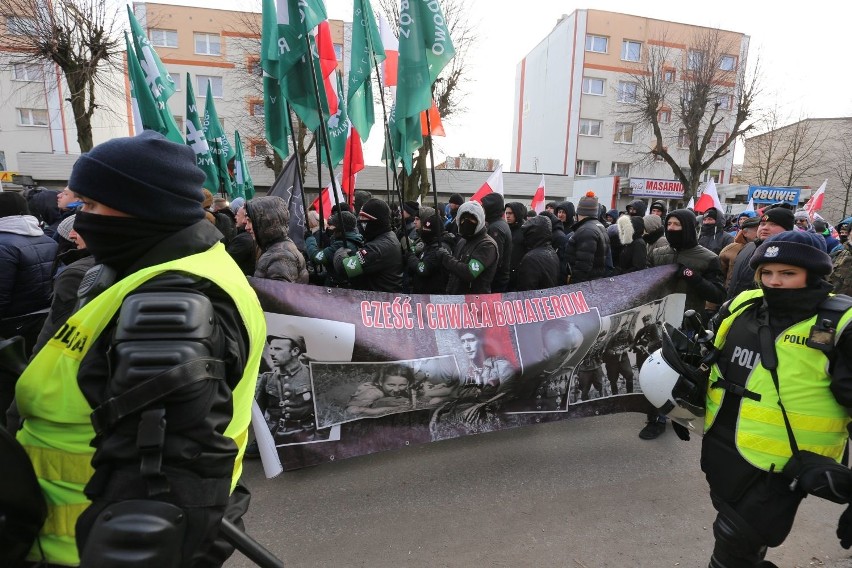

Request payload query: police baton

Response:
[220,518,284,568]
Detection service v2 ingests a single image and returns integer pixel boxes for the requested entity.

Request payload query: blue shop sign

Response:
[747,186,801,205]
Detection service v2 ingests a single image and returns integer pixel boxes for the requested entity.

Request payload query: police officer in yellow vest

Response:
[703,230,852,567]
[11,131,266,567]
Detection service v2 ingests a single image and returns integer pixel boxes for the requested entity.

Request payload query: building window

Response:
[611,162,631,177]
[168,72,181,91]
[582,77,605,96]
[617,81,638,103]
[7,16,35,35]
[174,115,184,133]
[250,140,268,157]
[687,50,705,70]
[663,68,675,83]
[703,169,723,183]
[12,63,43,82]
[249,100,264,116]
[719,55,737,71]
[621,40,641,62]
[614,122,634,143]
[575,160,598,177]
[584,34,608,53]
[197,75,223,98]
[579,118,602,137]
[149,28,178,48]
[247,57,262,77]
[678,129,690,148]
[658,109,671,123]
[194,33,221,56]
[717,94,733,110]
[333,43,343,61]
[708,131,728,151]
[17,108,48,127]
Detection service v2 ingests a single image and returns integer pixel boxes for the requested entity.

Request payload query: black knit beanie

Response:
[0,192,29,217]
[68,130,206,224]
[448,193,464,206]
[749,230,832,275]
[759,207,795,232]
[403,200,420,217]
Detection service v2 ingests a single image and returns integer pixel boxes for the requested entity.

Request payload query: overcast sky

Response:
[152,0,852,168]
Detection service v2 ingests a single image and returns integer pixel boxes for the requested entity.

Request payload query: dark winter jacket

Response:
[246,196,309,283]
[306,230,364,287]
[554,201,575,226]
[481,193,512,293]
[336,230,404,292]
[0,215,58,318]
[642,214,668,259]
[648,209,726,313]
[32,252,96,354]
[225,229,257,276]
[439,201,499,294]
[516,215,560,291]
[727,240,758,301]
[539,211,571,281]
[697,207,734,254]
[566,216,610,283]
[616,215,647,274]
[506,202,527,289]
[407,241,452,294]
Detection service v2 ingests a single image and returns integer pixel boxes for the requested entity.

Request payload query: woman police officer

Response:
[701,230,852,567]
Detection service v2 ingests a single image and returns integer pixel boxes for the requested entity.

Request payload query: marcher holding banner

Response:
[701,231,852,567]
[641,209,726,440]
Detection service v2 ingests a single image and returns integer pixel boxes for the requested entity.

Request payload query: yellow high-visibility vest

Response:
[15,242,266,566]
[705,289,851,471]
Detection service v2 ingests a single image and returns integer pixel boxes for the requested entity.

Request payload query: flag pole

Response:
[305,35,345,232]
[285,102,312,235]
[424,109,443,236]
[372,60,404,209]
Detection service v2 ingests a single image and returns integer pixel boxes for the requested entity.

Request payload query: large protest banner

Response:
[249,265,684,473]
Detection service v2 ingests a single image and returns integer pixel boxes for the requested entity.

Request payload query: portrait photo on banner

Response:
[567,294,685,405]
[256,313,355,447]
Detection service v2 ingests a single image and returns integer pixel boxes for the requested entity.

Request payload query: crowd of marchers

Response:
[8,184,852,359]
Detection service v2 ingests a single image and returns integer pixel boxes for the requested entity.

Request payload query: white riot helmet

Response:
[638,324,708,437]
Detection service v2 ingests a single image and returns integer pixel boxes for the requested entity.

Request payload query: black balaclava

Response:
[664,209,699,251]
[359,198,392,242]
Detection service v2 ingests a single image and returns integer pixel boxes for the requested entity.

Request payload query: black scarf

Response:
[73,211,190,277]
[761,280,833,332]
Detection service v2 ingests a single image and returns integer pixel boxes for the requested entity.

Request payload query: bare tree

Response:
[623,27,759,202]
[834,124,852,221]
[377,0,475,201]
[1,0,121,151]
[744,108,828,187]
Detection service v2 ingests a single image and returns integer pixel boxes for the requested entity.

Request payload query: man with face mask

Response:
[698,207,734,254]
[10,131,266,566]
[405,209,450,294]
[334,198,403,292]
[434,201,499,294]
[640,208,726,440]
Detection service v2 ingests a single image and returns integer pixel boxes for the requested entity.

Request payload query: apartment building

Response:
[512,9,749,206]
[0,12,126,185]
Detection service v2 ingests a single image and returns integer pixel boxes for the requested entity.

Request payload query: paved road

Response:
[228,412,852,568]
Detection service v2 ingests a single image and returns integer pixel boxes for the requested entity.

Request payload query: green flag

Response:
[233,130,255,199]
[126,34,165,135]
[127,5,176,102]
[185,74,219,192]
[261,0,290,157]
[281,41,330,133]
[273,0,327,80]
[393,0,455,173]
[381,103,403,168]
[347,0,385,141]
[203,80,235,198]
[320,71,349,170]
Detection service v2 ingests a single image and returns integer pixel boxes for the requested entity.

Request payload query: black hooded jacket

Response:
[627,199,647,217]
[617,215,647,274]
[516,215,560,290]
[481,193,512,292]
[565,216,610,283]
[648,209,726,311]
[698,207,734,254]
[506,201,528,289]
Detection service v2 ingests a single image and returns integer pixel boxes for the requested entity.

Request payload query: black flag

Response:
[268,153,306,250]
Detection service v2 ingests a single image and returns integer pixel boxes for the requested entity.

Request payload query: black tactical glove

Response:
[838,504,852,549]
[671,421,691,441]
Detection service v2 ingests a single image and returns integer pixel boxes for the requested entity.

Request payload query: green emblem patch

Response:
[343,254,364,277]
[418,261,426,273]
[468,258,484,278]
